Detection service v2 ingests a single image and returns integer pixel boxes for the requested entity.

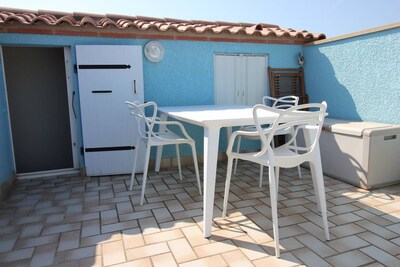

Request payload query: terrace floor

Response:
[0,161,399,267]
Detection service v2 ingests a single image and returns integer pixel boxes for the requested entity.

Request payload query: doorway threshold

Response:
[16,169,81,180]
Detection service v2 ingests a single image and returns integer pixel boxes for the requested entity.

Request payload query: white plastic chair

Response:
[126,101,202,205]
[223,101,330,258]
[233,95,302,187]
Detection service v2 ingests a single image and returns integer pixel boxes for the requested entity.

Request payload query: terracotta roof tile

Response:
[0,7,326,43]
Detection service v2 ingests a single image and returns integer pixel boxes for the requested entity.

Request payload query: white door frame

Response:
[63,46,80,173]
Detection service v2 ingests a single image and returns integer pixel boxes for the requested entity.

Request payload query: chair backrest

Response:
[125,101,158,139]
[262,95,299,109]
[253,101,327,159]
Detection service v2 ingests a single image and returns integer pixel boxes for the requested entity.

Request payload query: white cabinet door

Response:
[215,54,267,105]
[215,55,236,105]
[76,45,144,176]
[245,55,268,105]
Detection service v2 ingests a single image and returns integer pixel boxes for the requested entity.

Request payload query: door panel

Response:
[215,55,235,105]
[3,47,74,174]
[245,56,267,105]
[76,45,144,176]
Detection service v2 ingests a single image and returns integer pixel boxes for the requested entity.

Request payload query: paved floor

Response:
[0,161,399,267]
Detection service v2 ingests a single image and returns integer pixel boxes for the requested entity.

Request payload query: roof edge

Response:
[305,22,400,46]
[0,7,326,43]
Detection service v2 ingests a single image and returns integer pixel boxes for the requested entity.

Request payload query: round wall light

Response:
[144,41,165,62]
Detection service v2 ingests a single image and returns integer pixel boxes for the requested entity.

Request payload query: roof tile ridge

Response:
[190,20,218,26]
[31,14,58,25]
[3,13,31,24]
[98,17,119,28]
[73,11,105,19]
[106,13,137,20]
[164,17,192,24]
[38,9,72,17]
[0,7,38,14]
[79,16,99,27]
[135,15,165,22]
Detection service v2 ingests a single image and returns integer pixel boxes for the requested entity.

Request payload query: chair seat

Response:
[231,146,299,166]
[146,132,193,146]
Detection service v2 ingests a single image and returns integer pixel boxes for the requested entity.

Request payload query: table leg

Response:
[155,113,168,172]
[203,126,221,238]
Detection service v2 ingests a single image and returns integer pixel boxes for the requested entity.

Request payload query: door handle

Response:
[133,80,137,95]
[72,91,77,119]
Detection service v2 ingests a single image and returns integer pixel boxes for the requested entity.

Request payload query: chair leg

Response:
[175,144,182,181]
[310,161,330,241]
[293,137,302,178]
[233,136,242,174]
[259,165,264,188]
[310,164,321,211]
[222,157,234,218]
[130,140,140,191]
[297,165,302,178]
[268,165,280,258]
[140,144,152,205]
[275,166,280,192]
[190,143,202,195]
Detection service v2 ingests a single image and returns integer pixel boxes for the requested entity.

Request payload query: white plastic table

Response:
[156,105,325,238]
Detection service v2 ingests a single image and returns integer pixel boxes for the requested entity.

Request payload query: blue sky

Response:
[1,0,399,38]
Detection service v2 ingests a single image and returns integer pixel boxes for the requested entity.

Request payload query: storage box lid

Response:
[323,118,400,136]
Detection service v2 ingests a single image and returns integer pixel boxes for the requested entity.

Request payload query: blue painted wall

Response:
[0,33,302,185]
[0,51,14,184]
[304,26,400,124]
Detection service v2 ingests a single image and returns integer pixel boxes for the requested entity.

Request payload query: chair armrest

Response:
[153,120,193,140]
[226,128,270,155]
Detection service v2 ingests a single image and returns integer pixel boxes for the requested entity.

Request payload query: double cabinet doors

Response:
[215,54,268,106]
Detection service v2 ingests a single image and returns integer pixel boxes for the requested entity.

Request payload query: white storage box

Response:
[320,118,400,189]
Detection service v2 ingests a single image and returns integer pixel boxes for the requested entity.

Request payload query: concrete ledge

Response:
[305,22,400,46]
[0,173,16,202]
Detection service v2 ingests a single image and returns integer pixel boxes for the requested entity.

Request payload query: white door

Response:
[76,45,144,176]
[215,54,268,105]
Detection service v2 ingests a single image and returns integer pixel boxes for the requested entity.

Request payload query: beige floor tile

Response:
[232,235,269,260]
[144,229,184,244]
[360,245,400,267]
[239,222,274,244]
[327,235,369,253]
[194,240,238,258]
[252,252,300,267]
[326,250,374,267]
[295,234,336,257]
[139,217,160,235]
[102,240,126,266]
[292,247,332,267]
[359,232,400,255]
[151,252,178,267]
[221,250,254,267]
[125,242,170,261]
[181,225,210,247]
[179,255,227,267]
[0,248,34,264]
[112,258,153,267]
[168,238,197,263]
[122,228,145,249]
